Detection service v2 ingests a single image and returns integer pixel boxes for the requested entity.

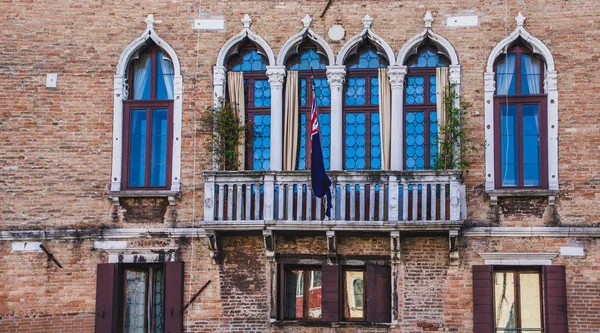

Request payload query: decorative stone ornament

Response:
[424,11,434,28]
[515,12,525,27]
[241,14,252,29]
[301,14,312,28]
[362,14,374,29]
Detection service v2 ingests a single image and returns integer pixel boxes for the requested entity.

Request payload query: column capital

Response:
[484,72,495,92]
[449,64,461,85]
[326,65,346,87]
[545,70,558,92]
[387,66,407,88]
[213,66,226,85]
[266,66,286,88]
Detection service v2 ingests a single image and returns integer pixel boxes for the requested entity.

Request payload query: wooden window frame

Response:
[493,44,548,189]
[297,70,330,168]
[282,266,323,321]
[118,264,165,333]
[342,267,366,322]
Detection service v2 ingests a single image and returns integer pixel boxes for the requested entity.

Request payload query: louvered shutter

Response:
[94,264,118,333]
[366,265,391,323]
[321,264,340,322]
[543,265,568,333]
[164,261,184,333]
[472,265,494,333]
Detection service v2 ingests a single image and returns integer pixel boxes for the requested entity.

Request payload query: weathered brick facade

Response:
[2,1,600,332]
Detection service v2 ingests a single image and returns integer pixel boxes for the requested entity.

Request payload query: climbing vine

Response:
[200,100,246,170]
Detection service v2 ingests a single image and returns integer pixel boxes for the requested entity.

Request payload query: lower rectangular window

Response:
[284,268,322,320]
[343,269,365,321]
[494,270,542,332]
[123,267,165,333]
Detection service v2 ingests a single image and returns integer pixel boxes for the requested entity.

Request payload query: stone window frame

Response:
[110,15,183,204]
[484,13,559,198]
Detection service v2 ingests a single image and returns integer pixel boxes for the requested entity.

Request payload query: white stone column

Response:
[449,65,462,168]
[266,66,286,171]
[326,65,346,171]
[483,72,496,191]
[171,75,183,192]
[546,70,559,190]
[111,75,126,192]
[388,66,406,171]
[213,66,226,107]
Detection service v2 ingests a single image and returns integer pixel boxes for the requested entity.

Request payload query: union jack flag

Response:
[309,74,332,218]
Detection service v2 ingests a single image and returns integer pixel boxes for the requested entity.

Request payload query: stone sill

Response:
[486,189,558,205]
[201,220,464,232]
[271,320,394,328]
[108,190,180,206]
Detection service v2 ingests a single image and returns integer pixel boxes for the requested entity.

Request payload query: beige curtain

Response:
[227,71,246,169]
[378,68,391,170]
[283,71,299,171]
[436,67,450,153]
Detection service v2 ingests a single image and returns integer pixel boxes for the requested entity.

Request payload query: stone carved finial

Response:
[362,14,374,29]
[145,14,161,29]
[242,14,252,29]
[424,11,434,29]
[302,14,312,28]
[515,12,526,27]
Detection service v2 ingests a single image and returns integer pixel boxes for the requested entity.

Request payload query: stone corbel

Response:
[390,231,401,264]
[449,230,459,266]
[326,231,337,263]
[263,230,276,261]
[206,230,220,264]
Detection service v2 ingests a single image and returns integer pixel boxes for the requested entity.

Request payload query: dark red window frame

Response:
[493,44,548,189]
[342,267,366,322]
[403,67,437,170]
[343,68,380,170]
[281,265,323,321]
[298,69,329,167]
[493,267,544,332]
[240,72,270,170]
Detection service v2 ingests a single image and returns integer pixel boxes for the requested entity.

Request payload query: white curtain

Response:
[378,68,391,170]
[436,67,449,156]
[227,72,246,169]
[496,54,516,95]
[133,52,151,100]
[283,71,299,171]
[522,54,541,94]
[160,52,175,99]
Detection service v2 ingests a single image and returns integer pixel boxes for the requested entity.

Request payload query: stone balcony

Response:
[203,170,465,233]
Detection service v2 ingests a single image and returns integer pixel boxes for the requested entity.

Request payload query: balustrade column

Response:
[326,66,346,171]
[266,66,286,171]
[388,66,406,171]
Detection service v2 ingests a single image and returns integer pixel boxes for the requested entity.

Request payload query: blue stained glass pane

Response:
[129,109,147,187]
[298,114,307,170]
[371,77,379,105]
[230,49,268,72]
[288,49,328,70]
[501,105,518,186]
[408,48,449,68]
[346,77,366,106]
[254,79,271,107]
[155,51,174,100]
[496,54,516,95]
[523,104,540,186]
[429,111,438,168]
[150,109,168,187]
[252,114,271,170]
[405,76,425,105]
[371,113,381,170]
[405,111,425,170]
[319,114,331,170]
[347,48,388,69]
[314,78,331,106]
[429,76,437,104]
[345,112,366,170]
[299,78,307,106]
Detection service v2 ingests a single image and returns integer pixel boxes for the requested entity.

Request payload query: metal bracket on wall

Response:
[39,244,63,268]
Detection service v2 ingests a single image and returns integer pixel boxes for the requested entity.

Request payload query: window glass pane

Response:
[252,114,271,171]
[430,111,438,169]
[408,47,449,68]
[347,47,388,69]
[308,270,322,319]
[230,49,268,72]
[314,78,331,107]
[288,49,328,70]
[519,273,542,330]
[494,272,516,332]
[522,104,540,186]
[405,76,425,104]
[371,113,381,170]
[299,78,307,107]
[285,270,304,319]
[405,111,425,170]
[150,109,168,187]
[253,79,271,107]
[124,270,147,333]
[501,105,518,186]
[370,77,379,105]
[297,114,307,170]
[496,54,516,95]
[345,113,367,170]
[129,109,147,187]
[346,77,366,105]
[344,270,364,320]
[521,54,541,95]
[152,269,165,333]
[319,113,331,170]
[429,75,437,104]
[132,52,152,100]
[155,51,174,100]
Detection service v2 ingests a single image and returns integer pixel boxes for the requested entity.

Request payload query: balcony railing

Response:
[203,170,463,225]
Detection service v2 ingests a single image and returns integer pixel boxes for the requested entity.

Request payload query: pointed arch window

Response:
[122,45,174,189]
[227,45,271,170]
[403,44,449,170]
[494,43,547,188]
[343,44,388,170]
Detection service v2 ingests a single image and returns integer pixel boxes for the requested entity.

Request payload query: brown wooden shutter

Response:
[94,263,118,333]
[278,263,285,320]
[366,265,391,323]
[472,265,494,333]
[164,261,184,333]
[321,264,340,322]
[543,265,568,333]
